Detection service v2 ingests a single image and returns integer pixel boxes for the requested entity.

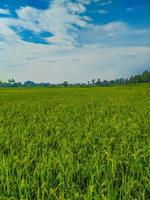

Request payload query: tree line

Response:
[0,70,150,87]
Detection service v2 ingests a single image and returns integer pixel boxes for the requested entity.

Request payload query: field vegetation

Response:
[0,85,150,199]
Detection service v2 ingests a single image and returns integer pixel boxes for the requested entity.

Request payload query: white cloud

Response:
[0,37,150,82]
[0,1,150,82]
[98,9,108,14]
[67,2,86,13]
[0,8,10,15]
[101,21,127,31]
[78,21,129,44]
[78,20,150,46]
[77,0,112,6]
[14,1,89,47]
[0,0,89,47]
[98,0,112,6]
[126,7,134,12]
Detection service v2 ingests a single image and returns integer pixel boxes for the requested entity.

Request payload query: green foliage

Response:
[0,85,150,199]
[0,70,150,87]
[62,81,69,87]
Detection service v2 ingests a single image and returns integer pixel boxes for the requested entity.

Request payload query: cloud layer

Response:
[0,0,150,82]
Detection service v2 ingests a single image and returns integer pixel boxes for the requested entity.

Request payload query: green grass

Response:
[0,85,150,200]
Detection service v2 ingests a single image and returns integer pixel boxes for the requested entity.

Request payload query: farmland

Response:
[0,85,150,200]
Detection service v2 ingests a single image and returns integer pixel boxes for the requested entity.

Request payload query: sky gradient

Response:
[0,0,150,83]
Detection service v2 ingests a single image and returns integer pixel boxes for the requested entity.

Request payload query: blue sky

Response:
[0,0,150,83]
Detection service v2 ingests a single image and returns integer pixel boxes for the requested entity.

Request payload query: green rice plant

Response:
[0,85,150,199]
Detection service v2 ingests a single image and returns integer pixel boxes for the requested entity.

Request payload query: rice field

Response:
[0,85,150,200]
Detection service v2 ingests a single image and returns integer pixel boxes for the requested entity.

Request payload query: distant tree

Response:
[24,81,35,87]
[1,69,150,88]
[8,78,15,86]
[141,70,150,82]
[13,82,22,87]
[96,78,101,86]
[63,81,68,87]
[125,78,128,84]
[103,80,108,86]
[8,78,15,83]
[118,78,125,84]
[91,79,95,86]
[135,75,142,83]
[129,76,135,84]
[110,80,116,85]
[128,71,150,84]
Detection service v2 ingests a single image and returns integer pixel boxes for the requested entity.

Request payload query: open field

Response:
[0,85,150,200]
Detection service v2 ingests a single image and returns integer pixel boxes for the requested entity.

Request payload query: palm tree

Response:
[91,79,95,86]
